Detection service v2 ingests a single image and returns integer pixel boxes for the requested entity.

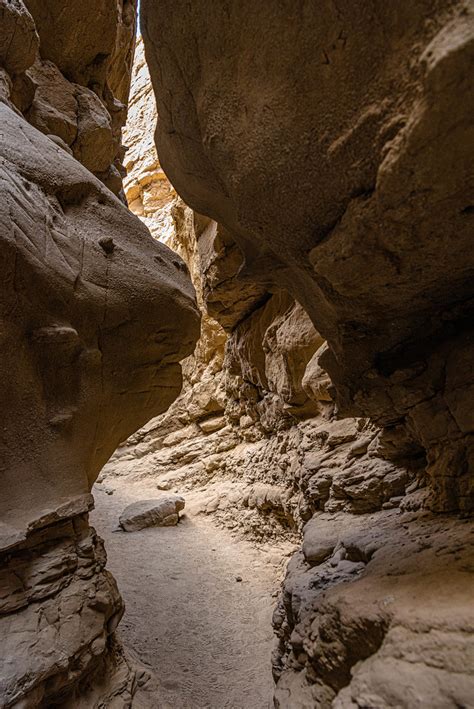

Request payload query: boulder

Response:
[119,496,186,532]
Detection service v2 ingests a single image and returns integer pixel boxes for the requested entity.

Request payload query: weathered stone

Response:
[0,3,200,705]
[276,512,474,707]
[119,496,185,532]
[26,59,78,144]
[23,0,133,100]
[194,216,269,331]
[0,516,124,706]
[138,2,474,705]
[103,34,416,556]
[21,0,137,196]
[302,343,333,403]
[142,0,474,513]
[0,103,199,542]
[0,0,38,75]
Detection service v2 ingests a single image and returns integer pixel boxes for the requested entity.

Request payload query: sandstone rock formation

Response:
[142,0,474,515]
[22,0,136,197]
[0,3,200,706]
[138,1,474,705]
[4,1,469,704]
[273,510,474,708]
[103,44,327,542]
[122,37,178,240]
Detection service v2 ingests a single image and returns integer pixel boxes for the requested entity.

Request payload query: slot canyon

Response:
[0,1,473,707]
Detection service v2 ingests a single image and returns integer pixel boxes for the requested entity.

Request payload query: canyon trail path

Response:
[91,483,285,709]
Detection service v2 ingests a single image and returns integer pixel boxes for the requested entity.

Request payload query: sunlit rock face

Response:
[142,0,474,514]
[123,37,178,241]
[106,40,230,506]
[0,2,200,705]
[141,1,474,705]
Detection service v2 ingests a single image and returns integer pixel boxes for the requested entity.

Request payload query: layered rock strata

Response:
[138,1,474,705]
[0,3,200,706]
[273,510,474,708]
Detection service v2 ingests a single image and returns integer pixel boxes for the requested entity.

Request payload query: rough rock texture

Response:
[10,0,138,198]
[194,215,269,331]
[0,507,124,707]
[273,511,474,708]
[106,55,410,543]
[138,2,474,706]
[0,3,200,706]
[142,0,474,514]
[119,496,185,531]
[0,104,198,542]
[105,50,328,541]
[123,37,178,241]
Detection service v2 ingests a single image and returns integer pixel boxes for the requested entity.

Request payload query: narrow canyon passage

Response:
[1,2,473,707]
[91,483,280,709]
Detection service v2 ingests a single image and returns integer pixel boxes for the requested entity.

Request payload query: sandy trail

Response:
[91,483,281,709]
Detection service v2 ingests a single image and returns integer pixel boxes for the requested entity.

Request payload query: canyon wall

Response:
[138,1,474,706]
[142,0,474,515]
[0,3,200,706]
[2,3,471,706]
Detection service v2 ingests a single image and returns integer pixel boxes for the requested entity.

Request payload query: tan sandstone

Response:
[138,1,474,705]
[0,2,200,706]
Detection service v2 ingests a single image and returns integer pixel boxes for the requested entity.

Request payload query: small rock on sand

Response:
[119,495,185,532]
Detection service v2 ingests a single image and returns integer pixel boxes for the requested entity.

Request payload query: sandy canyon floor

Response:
[91,483,286,708]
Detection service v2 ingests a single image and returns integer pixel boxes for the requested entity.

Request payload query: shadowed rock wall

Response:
[140,1,474,706]
[0,3,200,706]
[142,0,474,515]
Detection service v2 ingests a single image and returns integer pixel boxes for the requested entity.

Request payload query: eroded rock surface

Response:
[136,2,474,706]
[0,3,200,706]
[0,104,198,545]
[119,496,185,531]
[273,513,474,709]
[142,0,474,514]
